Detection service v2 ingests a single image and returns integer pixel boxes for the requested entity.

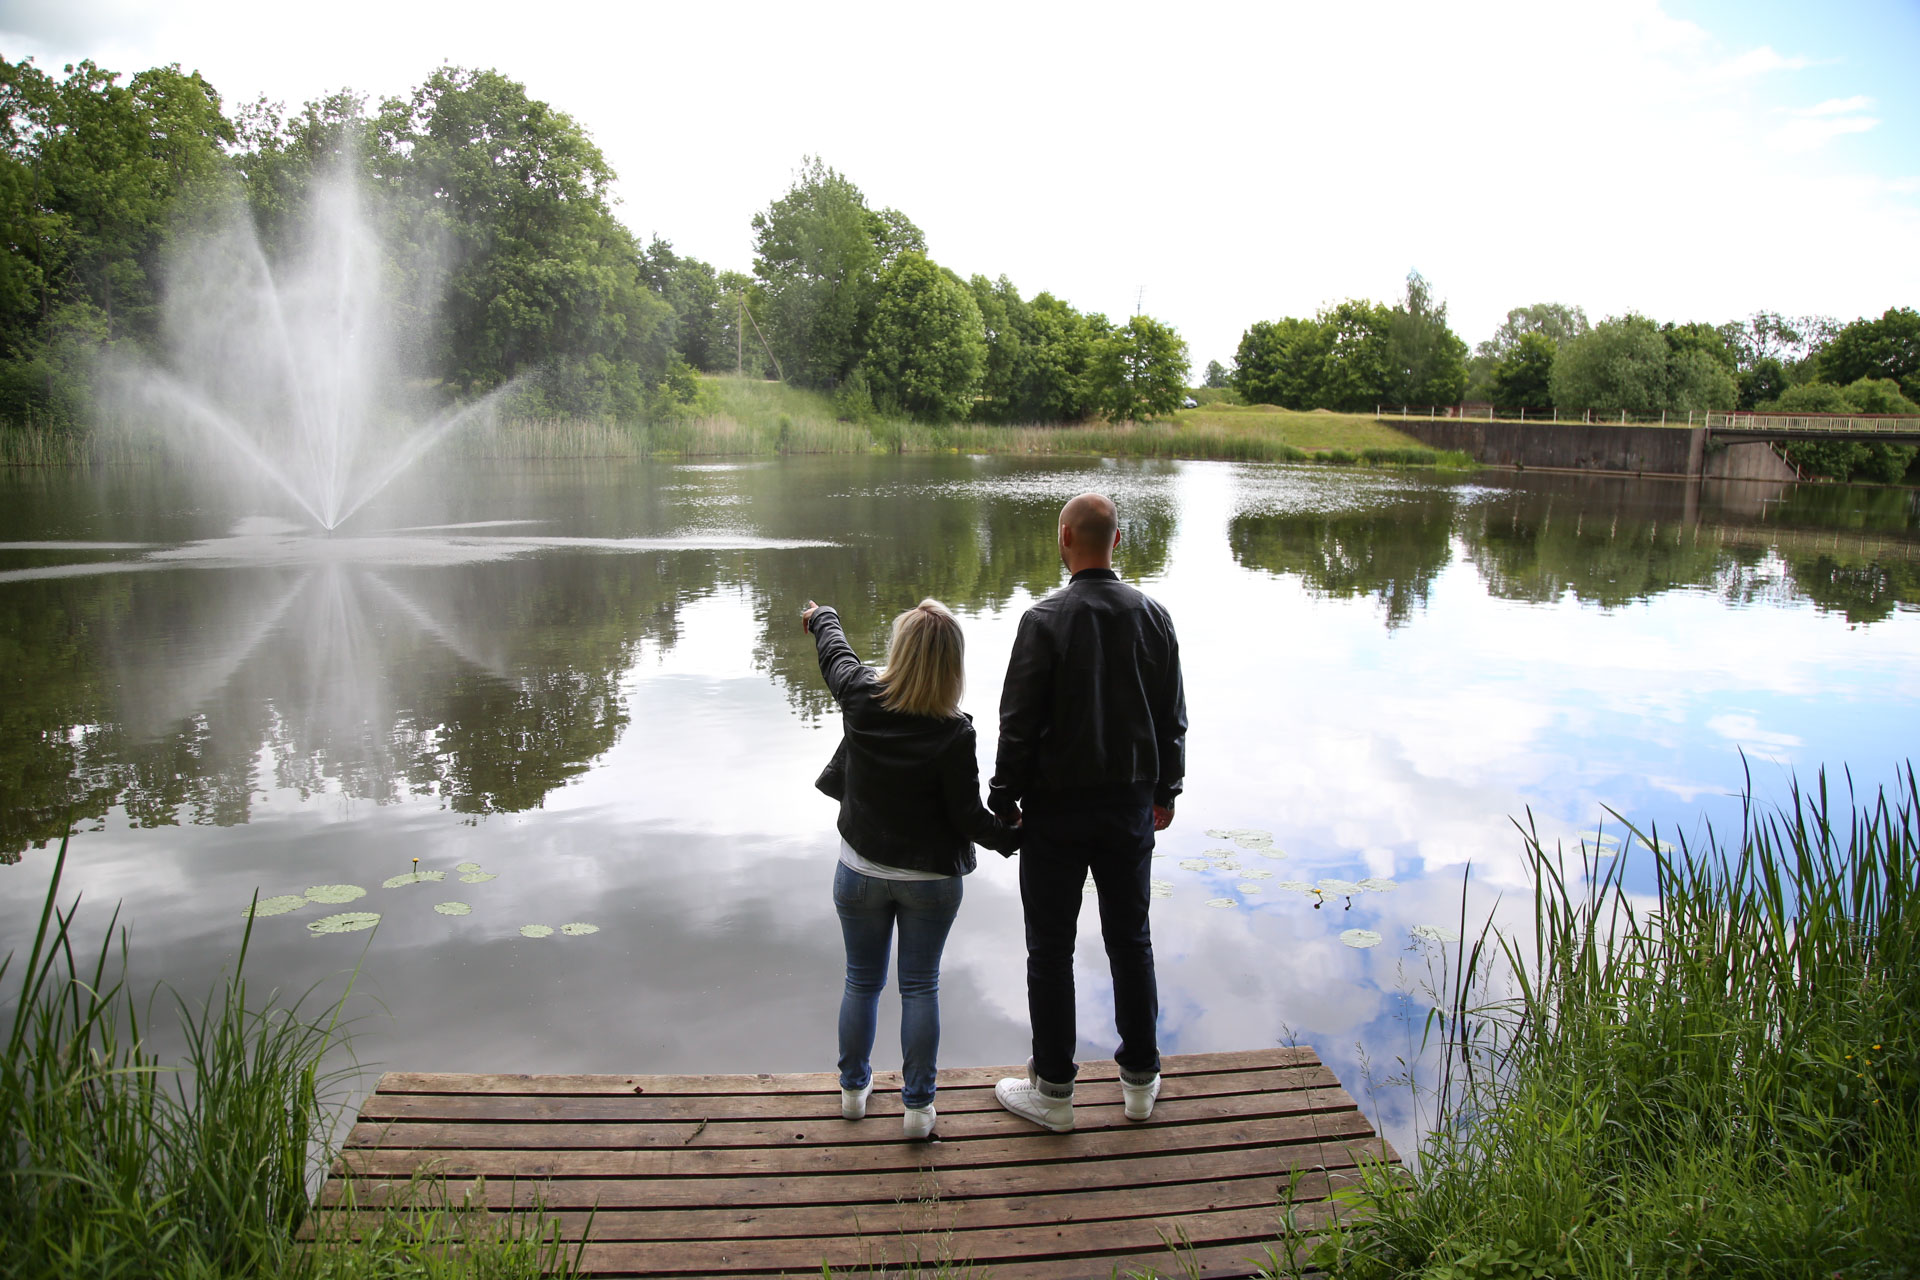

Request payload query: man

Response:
[990,492,1187,1131]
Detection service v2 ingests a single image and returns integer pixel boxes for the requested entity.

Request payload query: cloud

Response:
[1798,95,1875,116]
[1773,112,1882,153]
[1710,45,1813,79]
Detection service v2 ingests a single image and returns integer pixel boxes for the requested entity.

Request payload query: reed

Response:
[0,835,573,1278]
[1279,765,1920,1278]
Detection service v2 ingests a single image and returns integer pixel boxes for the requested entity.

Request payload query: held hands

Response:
[801,600,820,634]
[1152,805,1174,832]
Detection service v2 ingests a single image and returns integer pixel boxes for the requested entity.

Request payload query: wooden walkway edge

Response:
[319,1047,1398,1279]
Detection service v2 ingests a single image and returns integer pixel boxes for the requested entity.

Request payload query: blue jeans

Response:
[833,861,963,1110]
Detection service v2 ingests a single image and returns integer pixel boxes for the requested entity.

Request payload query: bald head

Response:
[1058,492,1119,573]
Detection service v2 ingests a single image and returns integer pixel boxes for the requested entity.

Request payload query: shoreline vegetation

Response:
[0,378,1475,470]
[7,769,1913,1277]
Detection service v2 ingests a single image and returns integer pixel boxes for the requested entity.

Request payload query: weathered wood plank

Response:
[372,1047,1318,1097]
[332,1109,1377,1181]
[351,1064,1341,1124]
[565,1202,1331,1275]
[342,1079,1356,1150]
[315,1167,1358,1242]
[321,1134,1394,1211]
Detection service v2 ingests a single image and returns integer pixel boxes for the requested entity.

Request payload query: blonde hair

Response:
[873,599,965,718]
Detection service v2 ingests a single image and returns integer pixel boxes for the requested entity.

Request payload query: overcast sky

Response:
[4,0,1916,370]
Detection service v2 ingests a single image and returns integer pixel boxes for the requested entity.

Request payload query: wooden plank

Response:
[371,1047,1318,1097]
[342,1079,1356,1150]
[321,1134,1394,1211]
[332,1109,1378,1181]
[315,1167,1359,1242]
[351,1065,1342,1124]
[565,1202,1333,1275]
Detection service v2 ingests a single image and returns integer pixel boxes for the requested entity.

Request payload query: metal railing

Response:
[1707,411,1920,435]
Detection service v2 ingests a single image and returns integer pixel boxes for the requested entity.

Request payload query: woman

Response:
[802,597,1020,1140]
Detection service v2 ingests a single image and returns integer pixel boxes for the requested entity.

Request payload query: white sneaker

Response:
[1121,1074,1161,1121]
[902,1103,935,1140]
[841,1080,873,1120]
[995,1066,1074,1132]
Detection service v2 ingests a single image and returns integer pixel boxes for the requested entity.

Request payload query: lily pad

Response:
[1148,879,1173,899]
[1235,883,1264,894]
[1340,929,1383,949]
[309,912,380,935]
[1639,837,1676,854]
[519,924,553,938]
[1356,878,1399,893]
[559,922,599,936]
[1578,830,1621,847]
[382,870,447,888]
[455,862,483,873]
[1177,859,1210,871]
[1233,833,1273,851]
[1203,828,1233,839]
[243,894,308,919]
[1253,847,1287,860]
[459,871,497,884]
[1275,880,1318,893]
[1204,898,1237,909]
[1239,868,1273,879]
[1202,848,1237,858]
[433,901,471,916]
[1411,924,1461,943]
[304,884,366,905]
[1316,879,1363,896]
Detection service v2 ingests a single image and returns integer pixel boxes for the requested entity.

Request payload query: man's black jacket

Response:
[989,568,1186,815]
[809,606,1021,873]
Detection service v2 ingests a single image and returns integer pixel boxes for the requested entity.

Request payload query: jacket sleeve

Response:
[989,609,1052,816]
[809,607,867,705]
[1153,609,1187,810]
[944,724,1023,856]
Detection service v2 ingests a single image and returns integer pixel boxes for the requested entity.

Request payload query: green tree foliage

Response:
[1770,377,1920,482]
[1085,314,1190,422]
[750,157,921,390]
[1232,317,1329,408]
[1203,359,1229,389]
[1490,331,1557,408]
[1549,314,1736,416]
[1818,307,1920,403]
[1386,272,1468,406]
[1468,302,1590,403]
[865,252,986,421]
[0,57,234,429]
[1316,299,1395,412]
[965,275,1109,423]
[639,238,738,373]
[371,67,669,414]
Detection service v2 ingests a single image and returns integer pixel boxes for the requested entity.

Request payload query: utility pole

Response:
[737,293,744,376]
[1134,286,1144,316]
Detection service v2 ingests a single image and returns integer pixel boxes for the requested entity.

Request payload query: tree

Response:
[1232,317,1328,408]
[1818,308,1920,404]
[639,238,733,373]
[1203,359,1229,389]
[1315,299,1395,412]
[1385,271,1467,406]
[373,66,670,414]
[865,252,986,421]
[1490,331,1556,408]
[1738,356,1788,410]
[749,158,920,390]
[1479,302,1590,360]
[1086,314,1189,422]
[1549,314,1672,415]
[1017,293,1103,422]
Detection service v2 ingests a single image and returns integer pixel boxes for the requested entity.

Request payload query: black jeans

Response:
[1018,790,1160,1087]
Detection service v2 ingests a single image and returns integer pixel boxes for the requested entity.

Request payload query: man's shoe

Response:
[902,1103,935,1140]
[841,1080,873,1120]
[995,1066,1074,1132]
[1121,1073,1161,1121]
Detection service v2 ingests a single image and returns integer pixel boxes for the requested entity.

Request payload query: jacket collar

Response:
[1070,567,1119,584]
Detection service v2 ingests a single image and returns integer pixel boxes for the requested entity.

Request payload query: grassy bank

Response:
[1280,767,1920,1279]
[1,838,577,1279]
[3,379,1470,469]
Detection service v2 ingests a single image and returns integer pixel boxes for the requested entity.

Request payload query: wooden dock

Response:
[321,1047,1396,1278]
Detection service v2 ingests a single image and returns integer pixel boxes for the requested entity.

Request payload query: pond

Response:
[3,454,1917,1156]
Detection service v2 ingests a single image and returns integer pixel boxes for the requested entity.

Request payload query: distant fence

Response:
[1707,411,1920,436]
[1377,404,1709,427]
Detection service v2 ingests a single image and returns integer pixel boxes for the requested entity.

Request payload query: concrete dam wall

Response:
[1389,419,1798,483]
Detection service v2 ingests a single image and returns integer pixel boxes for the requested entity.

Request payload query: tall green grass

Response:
[1284,766,1920,1278]
[1,836,575,1279]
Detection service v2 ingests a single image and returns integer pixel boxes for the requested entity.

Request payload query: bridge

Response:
[1706,411,1920,445]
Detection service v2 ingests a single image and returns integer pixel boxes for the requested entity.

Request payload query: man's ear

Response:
[1110,528,1121,550]
[1059,523,1073,549]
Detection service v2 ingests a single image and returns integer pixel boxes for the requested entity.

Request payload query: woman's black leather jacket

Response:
[809,606,1021,875]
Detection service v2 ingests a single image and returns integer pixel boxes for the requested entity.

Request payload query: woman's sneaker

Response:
[994,1063,1074,1132]
[841,1080,873,1120]
[1121,1073,1161,1121]
[902,1103,936,1140]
